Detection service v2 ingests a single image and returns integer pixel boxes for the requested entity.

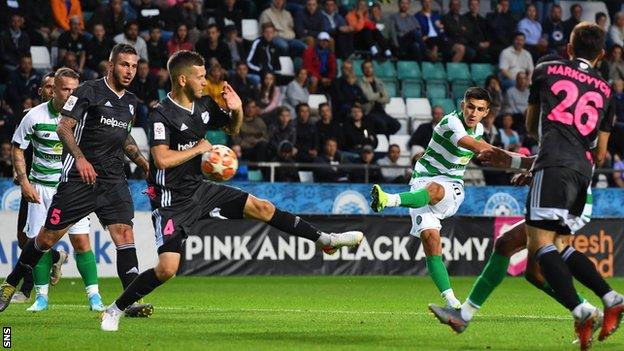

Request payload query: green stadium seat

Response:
[352,59,364,77]
[421,62,446,81]
[248,170,264,182]
[451,81,472,100]
[205,130,228,145]
[382,79,398,97]
[471,63,495,85]
[426,81,447,99]
[373,60,396,79]
[446,62,471,82]
[396,61,422,81]
[402,80,422,98]
[158,89,166,101]
[431,98,457,115]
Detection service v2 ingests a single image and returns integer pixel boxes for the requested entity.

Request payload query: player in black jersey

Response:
[0,44,153,317]
[523,23,622,349]
[100,50,364,332]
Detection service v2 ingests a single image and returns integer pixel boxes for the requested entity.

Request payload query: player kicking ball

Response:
[100,51,363,331]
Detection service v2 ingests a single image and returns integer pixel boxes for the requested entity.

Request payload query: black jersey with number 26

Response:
[529,58,616,178]
[147,94,231,207]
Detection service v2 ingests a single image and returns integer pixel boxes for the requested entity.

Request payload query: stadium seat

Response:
[389,134,411,156]
[384,97,407,118]
[373,61,396,79]
[83,11,93,22]
[352,59,364,77]
[451,81,472,100]
[248,169,263,182]
[402,80,422,98]
[30,46,51,70]
[383,79,398,97]
[298,171,314,183]
[421,62,446,81]
[242,19,260,41]
[470,63,495,86]
[426,81,447,99]
[130,127,149,155]
[278,56,295,76]
[205,130,228,145]
[158,89,166,101]
[405,98,432,118]
[431,98,457,115]
[308,94,328,110]
[396,61,422,82]
[446,63,471,83]
[375,134,389,152]
[411,119,423,133]
[396,117,409,135]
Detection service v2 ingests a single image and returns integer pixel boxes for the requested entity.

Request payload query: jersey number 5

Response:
[547,80,603,136]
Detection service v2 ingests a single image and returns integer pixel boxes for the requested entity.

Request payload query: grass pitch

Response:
[2,276,624,350]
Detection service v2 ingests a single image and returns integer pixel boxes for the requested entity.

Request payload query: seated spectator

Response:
[346,0,392,58]
[343,103,377,153]
[167,23,194,56]
[203,64,227,109]
[482,113,500,146]
[541,4,566,55]
[135,0,165,32]
[146,26,169,86]
[232,99,270,162]
[417,0,463,62]
[215,0,244,34]
[388,0,423,61]
[332,59,367,123]
[224,25,246,73]
[408,105,444,149]
[485,75,504,119]
[369,3,391,41]
[517,4,543,61]
[611,12,624,47]
[313,137,348,183]
[294,103,319,162]
[499,32,533,90]
[247,22,282,80]
[114,21,149,61]
[259,0,307,56]
[463,0,491,62]
[6,55,40,114]
[608,45,624,82]
[284,68,310,114]
[58,16,88,73]
[563,4,582,40]
[229,61,259,102]
[169,0,202,44]
[316,102,343,149]
[302,32,336,94]
[595,12,609,33]
[272,140,300,182]
[85,23,114,73]
[615,79,624,124]
[486,0,517,63]
[51,0,84,32]
[504,72,529,127]
[441,0,472,61]
[498,113,521,151]
[295,0,324,45]
[612,153,624,188]
[196,24,232,70]
[320,0,354,59]
[269,107,296,156]
[129,59,159,128]
[377,144,410,183]
[349,144,382,183]
[358,60,400,136]
[0,140,12,177]
[90,0,126,37]
[0,14,30,71]
[258,72,282,118]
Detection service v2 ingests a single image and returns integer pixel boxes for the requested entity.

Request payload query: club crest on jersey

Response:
[63,95,78,111]
[201,111,210,124]
[129,104,135,115]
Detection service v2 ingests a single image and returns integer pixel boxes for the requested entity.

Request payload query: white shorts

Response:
[25,183,90,238]
[408,177,465,238]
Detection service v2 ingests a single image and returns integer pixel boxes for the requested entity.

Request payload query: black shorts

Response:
[152,182,249,254]
[17,197,28,234]
[525,167,590,233]
[44,181,134,230]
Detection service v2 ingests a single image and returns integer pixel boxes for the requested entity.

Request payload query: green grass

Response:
[2,276,624,350]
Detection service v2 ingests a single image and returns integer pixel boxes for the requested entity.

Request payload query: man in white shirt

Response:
[377,144,410,183]
[609,12,624,47]
[499,32,533,90]
[113,21,148,61]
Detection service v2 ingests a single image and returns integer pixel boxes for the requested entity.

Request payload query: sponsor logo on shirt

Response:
[100,115,129,129]
[177,140,198,151]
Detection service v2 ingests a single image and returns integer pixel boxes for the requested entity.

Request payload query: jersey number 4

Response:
[548,79,603,136]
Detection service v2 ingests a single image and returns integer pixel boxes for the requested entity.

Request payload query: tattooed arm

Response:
[57,116,98,184]
[123,134,149,174]
[12,146,40,203]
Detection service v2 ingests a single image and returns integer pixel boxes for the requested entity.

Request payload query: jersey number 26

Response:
[548,79,603,136]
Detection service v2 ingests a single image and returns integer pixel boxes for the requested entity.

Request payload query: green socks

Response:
[33,251,52,286]
[399,189,430,208]
[467,252,510,307]
[426,255,452,293]
[75,251,99,287]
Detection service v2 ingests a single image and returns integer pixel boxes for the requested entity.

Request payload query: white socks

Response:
[442,289,461,309]
[108,303,123,314]
[386,194,401,207]
[86,284,99,298]
[460,300,480,321]
[316,232,332,246]
[602,290,621,308]
[34,284,49,298]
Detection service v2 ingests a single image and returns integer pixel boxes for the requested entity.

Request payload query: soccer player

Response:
[11,68,106,312]
[100,50,364,331]
[0,44,152,317]
[370,87,503,309]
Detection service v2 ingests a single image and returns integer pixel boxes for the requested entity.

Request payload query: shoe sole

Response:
[576,316,597,351]
[125,304,154,318]
[428,304,466,334]
[599,304,624,341]
[50,252,68,286]
[370,186,381,213]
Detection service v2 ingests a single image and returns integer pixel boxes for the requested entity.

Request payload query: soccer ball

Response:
[201,145,238,181]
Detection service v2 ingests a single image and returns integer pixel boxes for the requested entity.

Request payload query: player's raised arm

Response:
[221,81,243,136]
[123,134,149,173]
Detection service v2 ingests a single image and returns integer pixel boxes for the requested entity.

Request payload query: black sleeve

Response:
[599,97,616,133]
[528,63,546,105]
[147,109,171,147]
[61,82,93,121]
[203,96,232,129]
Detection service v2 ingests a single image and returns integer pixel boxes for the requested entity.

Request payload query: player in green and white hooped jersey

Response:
[370,87,497,309]
[11,68,105,312]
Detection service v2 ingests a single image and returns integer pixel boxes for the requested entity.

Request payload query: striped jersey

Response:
[413,111,483,184]
[12,101,64,187]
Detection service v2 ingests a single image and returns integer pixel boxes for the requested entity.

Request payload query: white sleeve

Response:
[12,112,34,149]
[446,115,469,146]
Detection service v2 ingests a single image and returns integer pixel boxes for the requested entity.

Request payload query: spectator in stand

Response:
[408,105,444,149]
[196,24,232,71]
[247,22,282,80]
[284,68,310,115]
[203,63,227,109]
[350,144,382,183]
[342,103,377,154]
[388,0,423,61]
[442,0,472,62]
[486,0,517,63]
[5,55,40,114]
[542,4,566,55]
[313,137,348,183]
[563,4,582,40]
[259,0,307,56]
[499,32,533,90]
[517,4,543,61]
[610,12,624,47]
[58,16,88,73]
[316,102,343,149]
[114,21,149,61]
[346,0,392,59]
[504,71,530,115]
[614,79,624,123]
[377,144,410,184]
[90,0,126,37]
[485,74,504,119]
[224,25,246,69]
[294,103,319,162]
[146,25,169,86]
[232,99,270,162]
[303,32,336,94]
[320,0,354,59]
[0,140,12,177]
[482,112,500,146]
[51,0,84,32]
[463,0,491,62]
[85,23,114,73]
[167,23,194,56]
[608,45,624,82]
[273,140,300,182]
[333,59,367,123]
[596,12,609,33]
[369,3,392,41]
[129,59,159,128]
[295,0,324,45]
[169,0,202,44]
[0,13,31,71]
[416,0,459,62]
[215,0,244,34]
[612,153,624,188]
[269,107,297,156]
[135,0,164,33]
[498,113,521,152]
[229,61,259,102]
[258,72,281,118]
[358,60,400,136]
